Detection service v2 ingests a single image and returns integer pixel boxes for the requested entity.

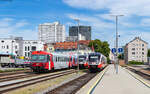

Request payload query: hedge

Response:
[129,61,144,65]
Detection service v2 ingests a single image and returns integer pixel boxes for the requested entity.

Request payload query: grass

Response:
[7,70,86,94]
[0,68,27,73]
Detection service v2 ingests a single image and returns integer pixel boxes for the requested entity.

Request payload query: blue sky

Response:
[0,0,150,48]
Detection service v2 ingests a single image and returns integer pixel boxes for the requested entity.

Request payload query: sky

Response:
[0,0,150,48]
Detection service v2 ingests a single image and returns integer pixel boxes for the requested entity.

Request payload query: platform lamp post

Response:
[74,19,80,74]
[111,14,124,74]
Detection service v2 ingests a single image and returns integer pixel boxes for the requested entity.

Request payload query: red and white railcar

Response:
[88,52,107,72]
[30,51,73,72]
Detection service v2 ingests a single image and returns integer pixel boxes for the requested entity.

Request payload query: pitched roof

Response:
[125,37,148,46]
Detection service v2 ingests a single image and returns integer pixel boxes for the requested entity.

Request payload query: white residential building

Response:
[23,40,44,58]
[124,37,148,63]
[0,37,23,56]
[0,37,44,58]
[38,22,65,43]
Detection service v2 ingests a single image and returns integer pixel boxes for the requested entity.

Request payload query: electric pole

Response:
[111,15,124,74]
[74,19,80,74]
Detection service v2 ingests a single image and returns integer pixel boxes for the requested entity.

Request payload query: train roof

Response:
[89,52,101,56]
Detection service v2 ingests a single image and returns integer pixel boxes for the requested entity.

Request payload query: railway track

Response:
[0,69,31,76]
[126,66,150,81]
[46,72,97,94]
[0,69,76,93]
[46,66,107,94]
[0,73,37,82]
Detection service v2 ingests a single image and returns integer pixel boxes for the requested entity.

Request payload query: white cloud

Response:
[0,18,37,40]
[66,13,150,47]
[15,20,29,28]
[63,0,150,16]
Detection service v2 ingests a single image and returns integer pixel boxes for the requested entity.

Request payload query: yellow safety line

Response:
[87,66,109,94]
[124,67,150,88]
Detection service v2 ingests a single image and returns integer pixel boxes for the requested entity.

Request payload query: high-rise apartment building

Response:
[38,22,65,43]
[124,37,148,63]
[69,26,91,40]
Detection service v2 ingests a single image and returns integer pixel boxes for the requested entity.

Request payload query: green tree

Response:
[88,39,110,57]
[118,53,124,60]
[148,49,150,57]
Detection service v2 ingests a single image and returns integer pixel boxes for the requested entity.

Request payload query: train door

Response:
[54,56,60,69]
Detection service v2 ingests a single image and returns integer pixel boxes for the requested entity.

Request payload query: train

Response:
[30,51,107,73]
[78,55,88,68]
[30,51,78,72]
[88,53,107,72]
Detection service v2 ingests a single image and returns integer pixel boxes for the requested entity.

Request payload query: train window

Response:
[89,55,100,62]
[31,55,47,62]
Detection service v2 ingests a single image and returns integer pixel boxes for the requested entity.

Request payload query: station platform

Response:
[76,65,150,94]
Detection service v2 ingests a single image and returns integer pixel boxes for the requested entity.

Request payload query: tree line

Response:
[88,39,110,58]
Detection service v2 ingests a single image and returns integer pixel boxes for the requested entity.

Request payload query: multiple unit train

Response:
[88,53,107,72]
[30,51,107,72]
[78,55,88,68]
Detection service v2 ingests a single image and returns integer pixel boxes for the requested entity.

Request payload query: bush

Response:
[129,61,144,65]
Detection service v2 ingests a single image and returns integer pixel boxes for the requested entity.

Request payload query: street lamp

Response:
[74,19,80,74]
[111,14,124,74]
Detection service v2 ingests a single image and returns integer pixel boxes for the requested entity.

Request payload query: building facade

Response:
[65,36,78,42]
[124,37,148,63]
[38,22,65,43]
[0,37,23,56]
[54,40,91,51]
[69,26,91,40]
[44,43,55,53]
[23,40,44,58]
[0,37,44,58]
[53,40,92,55]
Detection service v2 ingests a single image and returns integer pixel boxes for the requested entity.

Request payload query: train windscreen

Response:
[31,55,48,62]
[89,55,100,62]
[79,56,86,62]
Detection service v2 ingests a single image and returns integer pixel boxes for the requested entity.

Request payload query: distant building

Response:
[124,37,148,63]
[44,43,55,53]
[69,26,91,40]
[0,37,23,56]
[53,40,92,55]
[65,36,78,42]
[0,37,44,58]
[23,40,44,58]
[38,22,65,43]
[54,40,91,51]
